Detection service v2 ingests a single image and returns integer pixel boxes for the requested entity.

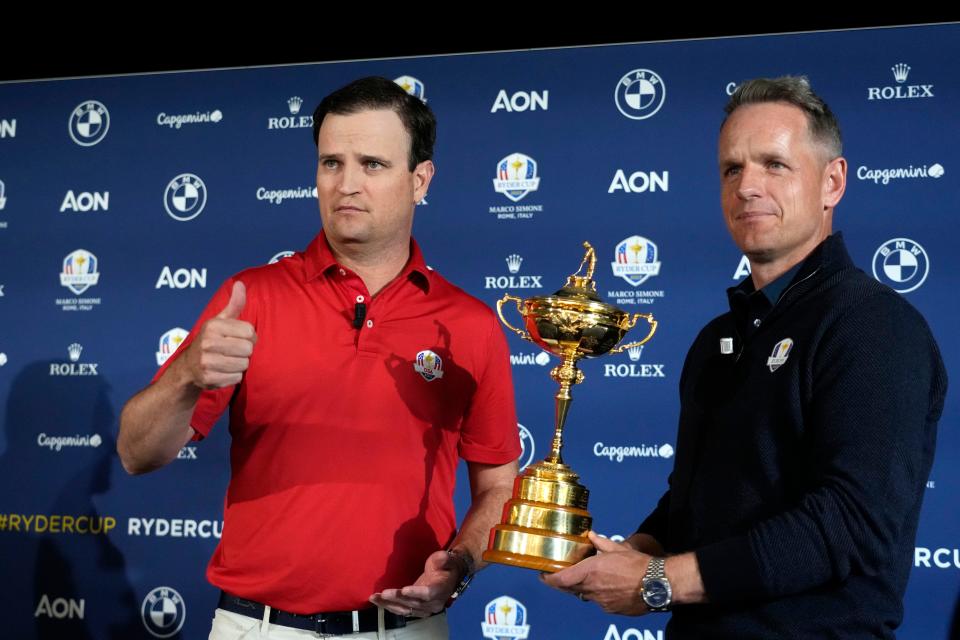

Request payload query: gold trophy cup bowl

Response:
[483,242,657,572]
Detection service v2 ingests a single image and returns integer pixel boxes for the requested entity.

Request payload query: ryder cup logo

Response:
[156,328,189,366]
[767,338,793,372]
[414,350,444,381]
[481,595,530,640]
[615,69,666,120]
[611,236,661,286]
[68,100,110,146]
[518,424,535,471]
[164,173,207,222]
[395,76,426,102]
[493,153,541,202]
[141,586,185,638]
[60,250,100,295]
[872,238,929,293]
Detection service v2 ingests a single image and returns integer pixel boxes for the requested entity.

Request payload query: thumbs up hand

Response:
[184,281,258,389]
[217,279,247,320]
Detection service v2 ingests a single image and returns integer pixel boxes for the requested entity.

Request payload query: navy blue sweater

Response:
[637,234,947,639]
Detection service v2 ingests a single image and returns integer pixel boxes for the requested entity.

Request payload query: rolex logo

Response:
[50,343,98,376]
[506,254,523,274]
[867,62,933,101]
[627,344,644,362]
[287,96,303,115]
[892,63,910,83]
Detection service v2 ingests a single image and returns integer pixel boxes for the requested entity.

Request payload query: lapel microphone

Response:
[352,302,367,329]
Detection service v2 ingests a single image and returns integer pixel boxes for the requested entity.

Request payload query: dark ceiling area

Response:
[2,18,955,83]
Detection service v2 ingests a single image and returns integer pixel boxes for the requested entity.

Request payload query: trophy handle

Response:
[609,313,658,354]
[496,294,531,340]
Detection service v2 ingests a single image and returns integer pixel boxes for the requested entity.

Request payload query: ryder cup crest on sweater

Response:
[767,338,794,372]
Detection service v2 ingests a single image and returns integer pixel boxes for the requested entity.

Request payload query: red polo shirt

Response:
[153,231,520,613]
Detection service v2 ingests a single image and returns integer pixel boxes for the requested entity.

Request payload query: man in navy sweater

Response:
[543,77,947,638]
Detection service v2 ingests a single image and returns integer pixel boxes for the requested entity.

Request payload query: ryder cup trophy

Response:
[483,242,657,572]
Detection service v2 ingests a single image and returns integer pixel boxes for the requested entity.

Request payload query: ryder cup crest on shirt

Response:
[414,350,444,381]
[481,595,530,640]
[767,338,794,372]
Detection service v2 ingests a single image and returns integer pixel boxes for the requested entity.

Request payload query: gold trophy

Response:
[483,242,657,572]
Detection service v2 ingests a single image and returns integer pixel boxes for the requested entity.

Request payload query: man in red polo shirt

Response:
[118,77,521,639]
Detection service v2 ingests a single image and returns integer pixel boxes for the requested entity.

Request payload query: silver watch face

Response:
[642,577,672,609]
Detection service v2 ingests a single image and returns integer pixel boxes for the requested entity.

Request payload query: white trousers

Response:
[208,607,449,640]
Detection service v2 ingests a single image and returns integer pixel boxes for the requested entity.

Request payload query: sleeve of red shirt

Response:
[149,276,246,440]
[457,309,521,464]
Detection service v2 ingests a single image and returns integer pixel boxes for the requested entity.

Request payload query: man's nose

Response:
[736,164,764,199]
[338,163,363,194]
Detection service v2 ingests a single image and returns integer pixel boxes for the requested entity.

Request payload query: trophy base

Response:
[484,459,594,573]
[484,522,594,573]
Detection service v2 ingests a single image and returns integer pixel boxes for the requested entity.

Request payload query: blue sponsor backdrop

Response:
[0,24,957,639]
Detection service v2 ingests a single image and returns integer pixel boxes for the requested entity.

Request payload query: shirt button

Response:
[753,319,761,327]
[356,295,365,303]
[339,269,346,276]
[366,319,374,329]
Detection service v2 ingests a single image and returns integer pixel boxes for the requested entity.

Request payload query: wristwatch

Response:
[641,557,672,611]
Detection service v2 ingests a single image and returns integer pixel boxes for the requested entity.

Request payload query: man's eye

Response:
[322,159,339,169]
[366,161,383,169]
[724,167,741,177]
